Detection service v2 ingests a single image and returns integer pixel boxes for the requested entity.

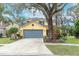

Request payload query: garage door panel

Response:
[23,30,43,38]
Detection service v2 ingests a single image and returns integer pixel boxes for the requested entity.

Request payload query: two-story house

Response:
[19,18,48,38]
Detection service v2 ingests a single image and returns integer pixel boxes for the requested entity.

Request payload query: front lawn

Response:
[0,38,16,44]
[65,36,79,44]
[46,45,79,56]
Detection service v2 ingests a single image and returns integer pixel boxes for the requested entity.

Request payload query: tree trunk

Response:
[47,16,56,41]
[55,16,58,27]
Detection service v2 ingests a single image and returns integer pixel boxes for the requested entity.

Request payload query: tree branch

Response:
[50,3,57,12]
[37,3,49,15]
[52,4,67,16]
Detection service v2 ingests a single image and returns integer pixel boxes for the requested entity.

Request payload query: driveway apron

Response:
[0,38,53,56]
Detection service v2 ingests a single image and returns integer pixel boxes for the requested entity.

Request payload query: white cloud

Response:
[72,3,77,6]
[2,13,10,17]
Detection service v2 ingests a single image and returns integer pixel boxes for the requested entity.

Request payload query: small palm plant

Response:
[8,27,18,40]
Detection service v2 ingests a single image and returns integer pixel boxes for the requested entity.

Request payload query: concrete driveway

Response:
[0,38,53,56]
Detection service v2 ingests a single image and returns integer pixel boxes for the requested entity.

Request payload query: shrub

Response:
[16,34,23,39]
[74,19,79,38]
[43,36,49,42]
[0,33,3,38]
[6,30,10,37]
[53,31,60,39]
[53,27,61,39]
[6,27,18,39]
[59,36,67,43]
[61,32,67,37]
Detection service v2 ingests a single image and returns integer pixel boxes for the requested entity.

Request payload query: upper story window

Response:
[39,21,44,25]
[32,24,34,26]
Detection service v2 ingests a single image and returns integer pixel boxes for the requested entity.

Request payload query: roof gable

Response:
[20,21,48,30]
[19,18,46,26]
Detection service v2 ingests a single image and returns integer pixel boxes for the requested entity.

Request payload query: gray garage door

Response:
[23,30,43,38]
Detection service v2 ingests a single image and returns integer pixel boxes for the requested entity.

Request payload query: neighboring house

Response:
[0,22,20,37]
[0,21,7,37]
[19,18,48,38]
[6,23,19,30]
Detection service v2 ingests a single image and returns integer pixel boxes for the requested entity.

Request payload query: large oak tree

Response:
[31,3,67,40]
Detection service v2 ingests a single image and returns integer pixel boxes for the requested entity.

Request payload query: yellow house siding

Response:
[20,22,47,30]
[43,29,47,36]
[19,22,48,37]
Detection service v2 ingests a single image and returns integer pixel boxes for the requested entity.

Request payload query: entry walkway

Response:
[0,38,53,56]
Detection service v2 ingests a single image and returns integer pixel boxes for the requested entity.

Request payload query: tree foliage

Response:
[0,4,4,14]
[8,27,18,34]
[74,19,79,38]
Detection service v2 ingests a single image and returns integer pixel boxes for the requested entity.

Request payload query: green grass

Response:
[65,36,79,44]
[0,38,16,44]
[46,45,79,56]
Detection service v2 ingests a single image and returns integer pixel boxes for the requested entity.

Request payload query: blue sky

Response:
[64,4,73,11]
[21,9,45,18]
[64,3,75,15]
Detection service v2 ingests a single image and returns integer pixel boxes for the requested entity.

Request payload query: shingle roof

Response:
[20,20,48,29]
[23,18,45,23]
[0,25,6,29]
[19,18,46,26]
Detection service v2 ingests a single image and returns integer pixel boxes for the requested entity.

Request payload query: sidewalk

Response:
[45,43,79,46]
[0,44,7,46]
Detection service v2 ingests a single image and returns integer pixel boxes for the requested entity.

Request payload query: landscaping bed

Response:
[44,36,79,44]
[46,45,79,56]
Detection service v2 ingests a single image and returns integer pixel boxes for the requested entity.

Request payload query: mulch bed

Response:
[44,39,60,43]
